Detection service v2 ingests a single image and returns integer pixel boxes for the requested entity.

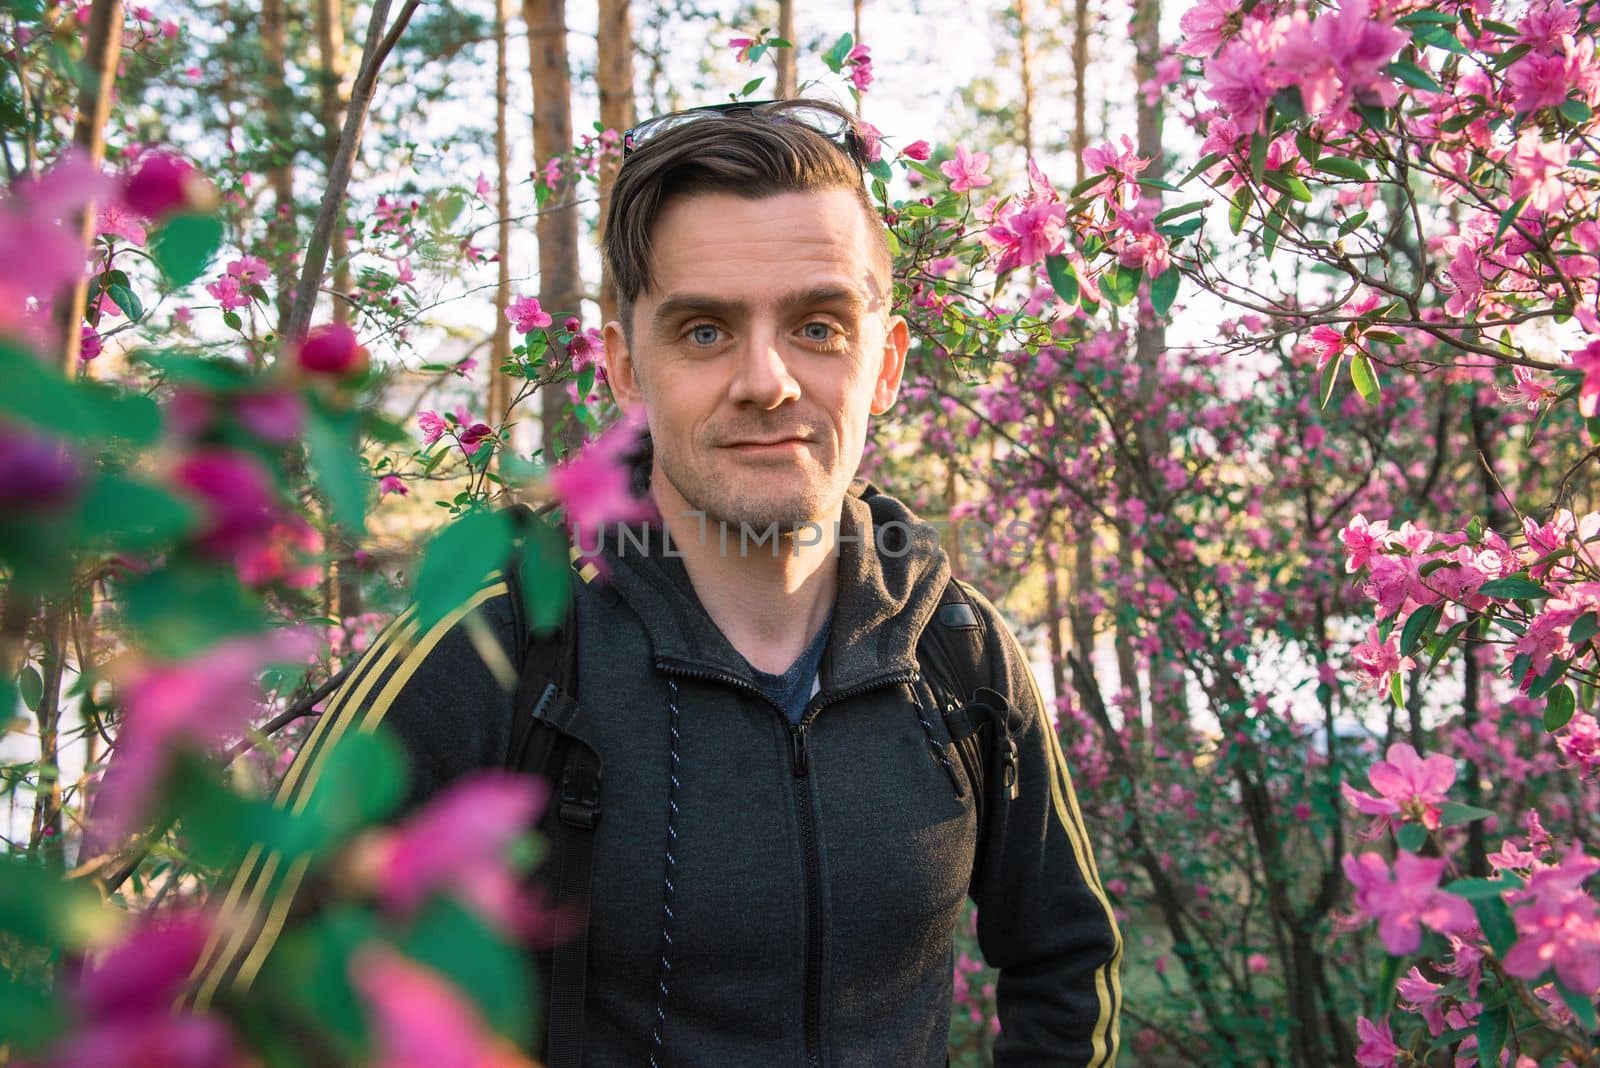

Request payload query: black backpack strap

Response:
[915,576,1023,887]
[500,506,597,1068]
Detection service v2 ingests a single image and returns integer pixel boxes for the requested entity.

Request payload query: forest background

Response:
[2,0,1599,1064]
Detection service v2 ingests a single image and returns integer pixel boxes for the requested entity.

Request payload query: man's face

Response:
[602,187,909,535]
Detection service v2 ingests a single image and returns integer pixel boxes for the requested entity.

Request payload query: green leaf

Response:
[136,350,252,389]
[1376,952,1405,1016]
[73,471,197,552]
[1150,268,1180,318]
[163,752,315,868]
[151,212,225,287]
[1494,196,1528,244]
[1445,877,1520,901]
[1316,156,1372,182]
[1100,264,1141,307]
[436,191,466,227]
[739,76,766,97]
[1527,658,1568,701]
[1180,152,1223,186]
[0,973,67,1055]
[295,729,407,843]
[0,854,121,952]
[1337,210,1369,236]
[1477,576,1549,599]
[1263,201,1288,260]
[1153,201,1206,225]
[1559,981,1599,1033]
[1350,353,1380,402]
[1045,254,1079,308]
[414,508,515,633]
[122,565,268,658]
[1272,86,1307,121]
[1473,896,1517,956]
[1318,349,1345,410]
[823,32,854,73]
[1476,1001,1507,1068]
[106,282,143,322]
[1396,9,1458,25]
[1570,611,1598,648]
[517,516,571,634]
[1400,602,1441,656]
[222,310,243,331]
[1396,821,1426,852]
[1437,802,1495,828]
[400,897,535,1046]
[1228,186,1253,236]
[305,405,367,532]
[0,341,161,444]
[1384,59,1443,93]
[1248,132,1269,184]
[17,665,41,712]
[1544,683,1576,731]
[1559,99,1592,124]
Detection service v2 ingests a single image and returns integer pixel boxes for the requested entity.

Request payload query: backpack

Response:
[498,499,1020,1068]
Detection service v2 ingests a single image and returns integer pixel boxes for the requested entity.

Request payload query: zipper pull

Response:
[791,724,809,778]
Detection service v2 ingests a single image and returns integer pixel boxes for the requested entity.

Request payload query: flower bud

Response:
[121,152,216,220]
[295,322,370,378]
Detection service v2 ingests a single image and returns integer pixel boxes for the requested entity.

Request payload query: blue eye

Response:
[689,324,721,345]
[802,322,836,343]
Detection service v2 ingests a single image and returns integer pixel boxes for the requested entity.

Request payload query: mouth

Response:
[724,437,813,453]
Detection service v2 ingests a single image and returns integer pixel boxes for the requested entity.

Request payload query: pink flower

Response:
[226,255,270,285]
[1509,131,1572,213]
[121,151,201,220]
[1396,966,1447,1036]
[1246,953,1269,974]
[418,410,446,445]
[170,448,281,562]
[507,294,553,333]
[1273,0,1407,119]
[940,144,992,194]
[95,201,147,246]
[1341,742,1456,831]
[1557,711,1600,778]
[1347,625,1416,694]
[349,944,534,1068]
[379,474,408,497]
[986,199,1068,274]
[1081,135,1150,202]
[1177,0,1242,56]
[567,327,603,370]
[1507,51,1577,113]
[83,628,316,857]
[1498,364,1558,411]
[1342,851,1477,955]
[1205,36,1275,132]
[846,44,873,93]
[1341,513,1392,573]
[295,322,370,377]
[900,140,932,161]
[857,119,884,163]
[234,389,305,445]
[1570,340,1600,418]
[79,324,103,362]
[1354,1016,1401,1067]
[1503,846,1600,994]
[549,407,657,545]
[0,424,83,512]
[364,773,547,933]
[204,274,251,312]
[458,422,495,455]
[728,36,756,63]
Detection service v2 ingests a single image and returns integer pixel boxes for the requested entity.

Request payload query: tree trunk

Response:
[56,0,123,372]
[490,0,514,434]
[262,0,296,336]
[775,0,797,98]
[1016,0,1035,158]
[525,0,582,459]
[28,607,68,871]
[314,0,351,324]
[1071,0,1089,181]
[595,0,636,330]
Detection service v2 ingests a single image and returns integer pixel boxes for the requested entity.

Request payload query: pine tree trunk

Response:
[775,0,797,98]
[56,0,123,372]
[490,0,514,440]
[1071,0,1089,181]
[314,0,351,324]
[525,0,581,458]
[1016,0,1035,158]
[262,0,295,336]
[595,0,636,330]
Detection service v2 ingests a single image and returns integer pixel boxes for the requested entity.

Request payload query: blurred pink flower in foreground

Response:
[83,628,317,858]
[39,914,242,1068]
[548,407,657,551]
[1342,851,1476,955]
[350,943,534,1068]
[363,772,546,933]
[1503,846,1600,995]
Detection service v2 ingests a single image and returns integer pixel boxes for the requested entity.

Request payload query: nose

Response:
[728,326,801,409]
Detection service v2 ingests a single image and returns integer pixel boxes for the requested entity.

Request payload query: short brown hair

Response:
[602,98,892,336]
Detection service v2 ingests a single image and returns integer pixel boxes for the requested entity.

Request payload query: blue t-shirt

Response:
[747,612,832,726]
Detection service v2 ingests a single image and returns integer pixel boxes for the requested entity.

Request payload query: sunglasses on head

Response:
[620,100,868,167]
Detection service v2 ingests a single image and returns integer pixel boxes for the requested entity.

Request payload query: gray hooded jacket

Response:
[190,480,1122,1066]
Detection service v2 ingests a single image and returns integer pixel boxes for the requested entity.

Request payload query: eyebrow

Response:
[650,285,869,331]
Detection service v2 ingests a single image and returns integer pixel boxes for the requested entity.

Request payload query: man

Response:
[190,98,1121,1066]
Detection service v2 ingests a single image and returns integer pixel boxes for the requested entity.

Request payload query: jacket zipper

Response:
[655,660,920,1068]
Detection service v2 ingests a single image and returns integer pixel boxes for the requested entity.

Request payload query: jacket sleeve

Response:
[963,581,1123,1068]
[181,578,521,1011]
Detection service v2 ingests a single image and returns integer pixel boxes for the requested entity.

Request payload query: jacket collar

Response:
[592,478,952,696]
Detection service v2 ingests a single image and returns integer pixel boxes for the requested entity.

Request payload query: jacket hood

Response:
[590,478,952,696]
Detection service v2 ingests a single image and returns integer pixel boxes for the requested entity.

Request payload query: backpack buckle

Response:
[558,759,602,829]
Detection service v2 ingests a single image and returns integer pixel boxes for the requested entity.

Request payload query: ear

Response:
[869,315,910,415]
[603,320,645,414]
